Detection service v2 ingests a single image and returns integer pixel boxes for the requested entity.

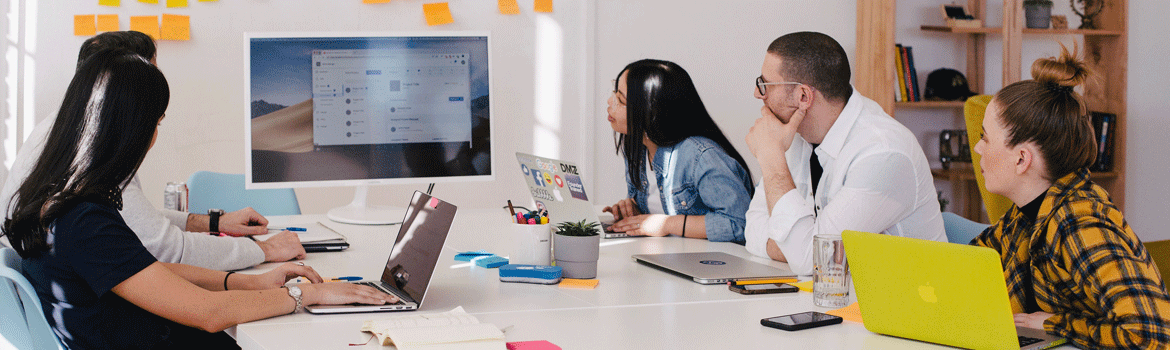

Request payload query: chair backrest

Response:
[941,212,990,245]
[963,95,1014,224]
[186,171,301,216]
[1144,240,1170,288]
[1,247,65,350]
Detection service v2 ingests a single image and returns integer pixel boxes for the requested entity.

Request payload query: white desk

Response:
[232,209,1070,349]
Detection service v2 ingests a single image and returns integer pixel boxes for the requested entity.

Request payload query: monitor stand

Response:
[326,186,404,225]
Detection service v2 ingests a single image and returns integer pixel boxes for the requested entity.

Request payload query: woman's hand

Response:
[300,282,398,306]
[612,214,671,237]
[1014,312,1054,330]
[602,198,641,221]
[246,262,323,290]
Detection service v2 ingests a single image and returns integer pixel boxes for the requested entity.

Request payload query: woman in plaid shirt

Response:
[971,44,1170,350]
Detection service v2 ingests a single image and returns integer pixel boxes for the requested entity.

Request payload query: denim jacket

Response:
[627,136,753,243]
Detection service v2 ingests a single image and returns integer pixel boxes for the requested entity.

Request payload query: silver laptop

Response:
[632,252,797,284]
[306,191,457,314]
[514,152,636,239]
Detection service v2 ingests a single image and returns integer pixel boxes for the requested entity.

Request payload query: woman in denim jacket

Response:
[602,59,754,243]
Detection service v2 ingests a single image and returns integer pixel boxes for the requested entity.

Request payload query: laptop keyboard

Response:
[1019,336,1043,347]
[356,281,407,305]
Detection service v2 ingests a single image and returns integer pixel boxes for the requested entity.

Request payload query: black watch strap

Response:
[208,209,224,233]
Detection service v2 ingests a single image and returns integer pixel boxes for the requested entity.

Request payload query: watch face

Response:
[289,286,302,297]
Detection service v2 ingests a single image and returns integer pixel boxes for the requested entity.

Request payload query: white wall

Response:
[1124,0,1170,241]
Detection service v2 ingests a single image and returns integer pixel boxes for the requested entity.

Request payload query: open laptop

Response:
[514,152,631,239]
[842,230,1065,350]
[306,191,458,314]
[632,252,796,284]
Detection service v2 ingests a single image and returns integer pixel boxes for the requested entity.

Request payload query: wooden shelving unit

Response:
[856,0,1127,223]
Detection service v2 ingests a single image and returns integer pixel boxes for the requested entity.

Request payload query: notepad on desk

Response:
[253,221,349,251]
[361,306,506,350]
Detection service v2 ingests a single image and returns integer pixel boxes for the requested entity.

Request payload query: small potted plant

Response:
[1024,0,1053,29]
[553,219,601,279]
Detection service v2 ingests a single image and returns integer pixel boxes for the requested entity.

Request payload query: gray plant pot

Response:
[1025,3,1052,29]
[553,234,600,279]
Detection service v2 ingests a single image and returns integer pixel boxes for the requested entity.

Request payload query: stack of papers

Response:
[253,221,346,244]
[360,307,506,350]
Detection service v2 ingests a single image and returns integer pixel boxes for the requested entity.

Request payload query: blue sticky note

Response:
[455,250,494,262]
[475,256,509,268]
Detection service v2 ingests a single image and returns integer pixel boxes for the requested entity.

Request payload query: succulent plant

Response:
[554,219,600,237]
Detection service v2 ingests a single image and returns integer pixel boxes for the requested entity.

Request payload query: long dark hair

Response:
[2,49,169,258]
[614,59,752,192]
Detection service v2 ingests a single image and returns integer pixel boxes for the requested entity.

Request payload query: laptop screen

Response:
[514,152,600,227]
[379,191,458,304]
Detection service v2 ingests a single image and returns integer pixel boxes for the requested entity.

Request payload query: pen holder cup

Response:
[510,223,552,265]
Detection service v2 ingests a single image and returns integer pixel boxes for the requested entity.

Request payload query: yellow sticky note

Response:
[791,280,814,292]
[160,14,189,41]
[422,3,454,26]
[130,16,159,39]
[97,14,119,32]
[558,278,599,290]
[826,302,864,324]
[363,0,392,3]
[75,15,97,36]
[139,0,159,4]
[534,0,553,13]
[98,0,121,6]
[167,0,188,8]
[498,0,520,14]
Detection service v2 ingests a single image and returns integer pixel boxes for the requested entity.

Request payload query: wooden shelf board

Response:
[931,165,977,181]
[896,101,965,109]
[1021,28,1124,36]
[921,25,1000,34]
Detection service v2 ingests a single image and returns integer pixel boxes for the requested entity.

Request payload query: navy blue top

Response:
[21,201,170,349]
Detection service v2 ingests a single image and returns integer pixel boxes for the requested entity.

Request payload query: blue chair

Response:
[941,212,990,245]
[186,171,300,216]
[1,247,66,350]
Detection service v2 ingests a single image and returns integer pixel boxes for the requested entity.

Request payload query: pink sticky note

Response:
[507,341,562,350]
[428,197,440,209]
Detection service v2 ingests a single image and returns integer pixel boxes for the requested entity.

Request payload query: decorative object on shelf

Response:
[1024,0,1053,29]
[924,69,976,101]
[1091,111,1115,172]
[1071,0,1105,29]
[939,129,972,170]
[552,219,600,279]
[940,4,982,28]
[937,191,950,212]
[1051,15,1069,29]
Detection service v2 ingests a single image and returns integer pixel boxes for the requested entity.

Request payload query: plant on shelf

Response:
[553,219,601,279]
[1024,0,1054,29]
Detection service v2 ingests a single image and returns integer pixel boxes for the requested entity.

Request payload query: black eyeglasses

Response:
[756,76,801,95]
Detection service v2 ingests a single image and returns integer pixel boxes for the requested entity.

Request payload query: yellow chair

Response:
[963,95,1013,224]
[1145,240,1170,287]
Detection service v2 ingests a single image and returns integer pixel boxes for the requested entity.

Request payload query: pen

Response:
[269,227,307,232]
[507,200,517,219]
[331,276,362,281]
[730,278,798,286]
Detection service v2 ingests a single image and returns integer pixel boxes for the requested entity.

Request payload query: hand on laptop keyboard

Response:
[300,282,399,306]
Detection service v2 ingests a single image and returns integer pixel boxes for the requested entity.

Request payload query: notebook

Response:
[632,252,796,284]
[842,230,1065,350]
[254,221,350,252]
[306,191,458,314]
[513,152,631,239]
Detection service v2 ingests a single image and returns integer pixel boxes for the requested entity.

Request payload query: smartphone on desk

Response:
[761,311,843,331]
[729,283,799,295]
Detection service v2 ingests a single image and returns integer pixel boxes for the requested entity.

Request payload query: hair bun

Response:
[1031,42,1090,89]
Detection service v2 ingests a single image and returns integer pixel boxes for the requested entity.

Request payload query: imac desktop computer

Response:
[245,32,493,224]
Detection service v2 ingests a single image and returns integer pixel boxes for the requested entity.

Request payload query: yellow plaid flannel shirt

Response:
[974,169,1170,350]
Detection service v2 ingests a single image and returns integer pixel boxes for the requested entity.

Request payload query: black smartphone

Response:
[760,311,843,331]
[729,283,799,295]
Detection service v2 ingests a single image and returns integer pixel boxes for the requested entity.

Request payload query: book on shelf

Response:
[1091,111,1115,172]
[895,44,908,102]
[360,306,506,350]
[905,46,921,102]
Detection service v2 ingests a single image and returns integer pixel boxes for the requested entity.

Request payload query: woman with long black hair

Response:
[602,59,753,243]
[2,49,394,349]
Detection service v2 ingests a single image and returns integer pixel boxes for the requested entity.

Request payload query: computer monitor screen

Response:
[245,32,493,190]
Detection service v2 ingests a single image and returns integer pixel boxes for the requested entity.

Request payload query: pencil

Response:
[507,200,517,222]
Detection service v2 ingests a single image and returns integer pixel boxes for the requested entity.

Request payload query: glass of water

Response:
[813,234,851,308]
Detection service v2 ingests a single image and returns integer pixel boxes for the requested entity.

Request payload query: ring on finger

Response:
[296,262,305,266]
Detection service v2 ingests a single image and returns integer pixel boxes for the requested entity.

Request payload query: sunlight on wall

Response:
[3,0,36,169]
[532,15,563,159]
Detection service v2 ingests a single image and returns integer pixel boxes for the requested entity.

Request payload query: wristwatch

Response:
[283,285,303,313]
[208,208,225,233]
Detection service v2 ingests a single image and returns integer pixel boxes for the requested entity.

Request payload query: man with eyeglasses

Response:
[743,32,946,275]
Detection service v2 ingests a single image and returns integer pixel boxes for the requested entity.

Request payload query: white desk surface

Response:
[233,209,1071,349]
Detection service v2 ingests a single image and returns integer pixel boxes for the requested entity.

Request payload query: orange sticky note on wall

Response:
[422,3,454,26]
[97,15,119,32]
[75,15,97,36]
[167,0,188,7]
[140,0,159,4]
[98,0,121,6]
[498,0,520,14]
[130,16,159,39]
[160,14,190,41]
[534,0,553,13]
[363,0,392,3]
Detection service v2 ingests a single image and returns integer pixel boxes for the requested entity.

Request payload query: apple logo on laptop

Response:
[918,283,938,303]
